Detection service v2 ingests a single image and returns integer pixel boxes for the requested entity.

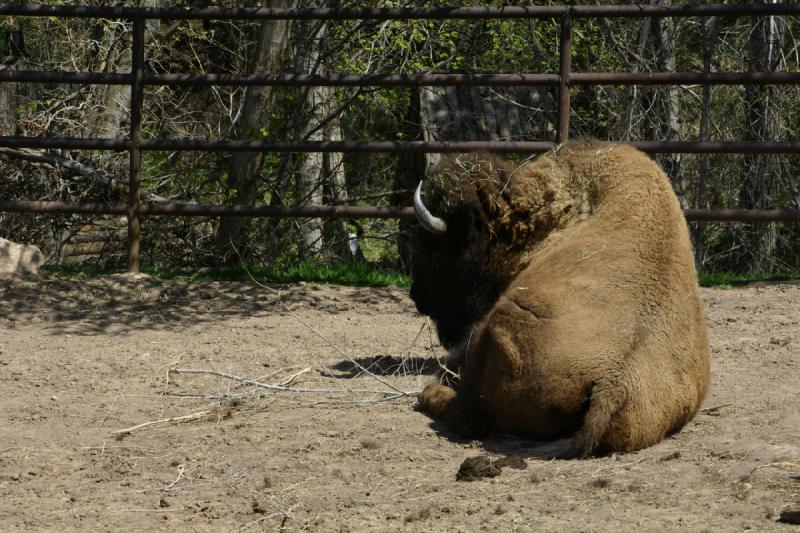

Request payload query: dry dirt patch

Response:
[1,274,799,531]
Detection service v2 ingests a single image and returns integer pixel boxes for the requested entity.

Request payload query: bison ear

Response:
[474,180,500,221]
[472,181,510,236]
[482,189,537,245]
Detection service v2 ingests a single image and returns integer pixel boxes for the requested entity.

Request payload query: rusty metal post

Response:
[557,13,572,145]
[128,17,145,273]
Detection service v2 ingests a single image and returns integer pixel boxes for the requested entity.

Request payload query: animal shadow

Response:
[328,355,439,378]
[423,417,583,460]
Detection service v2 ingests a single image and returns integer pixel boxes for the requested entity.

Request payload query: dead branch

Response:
[279,367,311,386]
[111,410,209,437]
[162,464,186,491]
[0,146,101,177]
[699,403,733,414]
[167,367,418,398]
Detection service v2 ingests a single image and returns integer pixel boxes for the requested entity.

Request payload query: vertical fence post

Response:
[127,16,145,273]
[557,13,572,145]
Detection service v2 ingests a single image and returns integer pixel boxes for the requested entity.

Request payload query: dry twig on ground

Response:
[111,410,209,437]
[167,367,418,399]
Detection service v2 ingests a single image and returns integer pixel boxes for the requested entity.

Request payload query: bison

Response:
[411,141,709,457]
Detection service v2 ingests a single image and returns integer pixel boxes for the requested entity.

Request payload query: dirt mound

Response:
[456,455,527,482]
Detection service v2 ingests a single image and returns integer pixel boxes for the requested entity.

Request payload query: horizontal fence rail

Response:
[3,201,799,224]
[2,4,800,20]
[1,4,800,272]
[7,137,800,155]
[0,200,417,219]
[7,70,800,87]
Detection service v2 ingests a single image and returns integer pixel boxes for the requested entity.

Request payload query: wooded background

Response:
[1,1,799,275]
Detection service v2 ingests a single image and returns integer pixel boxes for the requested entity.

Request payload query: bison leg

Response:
[561,381,626,458]
[418,382,456,417]
[418,382,490,438]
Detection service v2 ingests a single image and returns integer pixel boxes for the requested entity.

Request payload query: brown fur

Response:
[413,141,710,457]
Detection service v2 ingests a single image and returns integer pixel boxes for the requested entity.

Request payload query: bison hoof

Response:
[418,382,457,417]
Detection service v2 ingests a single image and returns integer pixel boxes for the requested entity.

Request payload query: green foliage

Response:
[45,261,410,288]
[112,261,409,288]
[698,271,800,288]
[50,262,800,291]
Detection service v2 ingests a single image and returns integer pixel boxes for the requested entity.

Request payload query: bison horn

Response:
[414,182,447,235]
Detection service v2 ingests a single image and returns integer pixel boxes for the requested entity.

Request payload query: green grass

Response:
[43,264,800,290]
[151,261,411,288]
[698,271,800,288]
[45,261,411,289]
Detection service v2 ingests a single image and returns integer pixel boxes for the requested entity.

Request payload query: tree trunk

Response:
[86,1,159,140]
[615,17,651,141]
[0,63,18,136]
[392,89,426,271]
[214,1,297,263]
[653,5,689,209]
[738,10,784,274]
[322,118,353,261]
[392,81,554,272]
[88,22,131,139]
[294,17,329,257]
[692,16,723,269]
[293,7,355,261]
[296,91,325,255]
[0,19,22,136]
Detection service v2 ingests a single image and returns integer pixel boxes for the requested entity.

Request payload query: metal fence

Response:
[2,3,800,272]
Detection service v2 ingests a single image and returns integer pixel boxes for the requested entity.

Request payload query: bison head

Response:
[409,154,540,348]
[409,152,584,348]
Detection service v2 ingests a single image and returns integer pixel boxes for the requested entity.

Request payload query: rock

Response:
[358,437,382,449]
[0,238,44,276]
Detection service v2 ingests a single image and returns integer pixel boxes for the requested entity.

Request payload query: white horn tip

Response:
[414,181,447,235]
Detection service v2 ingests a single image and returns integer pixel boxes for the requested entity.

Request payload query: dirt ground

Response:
[1,273,798,532]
